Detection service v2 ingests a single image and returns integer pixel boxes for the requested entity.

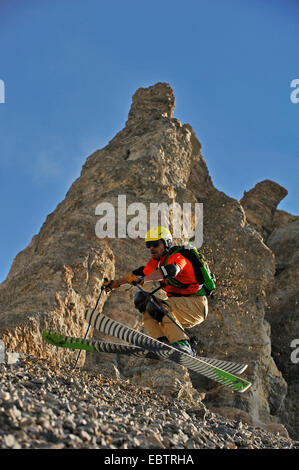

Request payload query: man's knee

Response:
[146,299,164,322]
[134,291,148,313]
[134,292,164,322]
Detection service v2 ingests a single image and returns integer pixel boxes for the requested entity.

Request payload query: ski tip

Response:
[239,364,248,374]
[42,330,65,347]
[232,378,252,393]
[42,330,56,345]
[214,368,252,393]
[237,382,252,393]
[42,330,50,340]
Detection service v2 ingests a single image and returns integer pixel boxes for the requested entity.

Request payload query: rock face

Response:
[0,82,297,439]
[0,221,114,365]
[241,181,299,438]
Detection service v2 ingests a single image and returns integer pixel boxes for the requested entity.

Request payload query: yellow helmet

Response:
[145,226,173,251]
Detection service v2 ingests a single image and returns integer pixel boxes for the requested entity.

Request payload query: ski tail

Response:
[42,330,151,356]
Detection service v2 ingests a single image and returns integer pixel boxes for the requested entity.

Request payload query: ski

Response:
[42,330,247,375]
[42,330,158,359]
[84,309,252,393]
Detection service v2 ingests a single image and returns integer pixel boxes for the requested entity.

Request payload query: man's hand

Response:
[123,273,144,286]
[103,273,144,292]
[103,279,121,292]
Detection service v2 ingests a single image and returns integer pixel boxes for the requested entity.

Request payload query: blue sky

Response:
[0,0,298,282]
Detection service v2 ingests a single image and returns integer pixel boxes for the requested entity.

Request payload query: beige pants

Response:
[142,295,208,343]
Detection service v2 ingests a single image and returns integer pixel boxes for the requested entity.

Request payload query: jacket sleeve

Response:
[132,266,145,276]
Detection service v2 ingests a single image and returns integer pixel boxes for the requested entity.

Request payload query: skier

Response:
[104,226,209,356]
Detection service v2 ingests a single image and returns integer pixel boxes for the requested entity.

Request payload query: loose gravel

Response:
[0,356,298,450]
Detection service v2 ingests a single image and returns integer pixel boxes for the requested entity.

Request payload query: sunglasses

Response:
[145,240,161,248]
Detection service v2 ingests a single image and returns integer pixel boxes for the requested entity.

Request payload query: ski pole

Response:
[135,284,192,341]
[73,285,105,370]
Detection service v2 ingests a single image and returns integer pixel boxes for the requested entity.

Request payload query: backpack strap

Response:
[161,246,200,292]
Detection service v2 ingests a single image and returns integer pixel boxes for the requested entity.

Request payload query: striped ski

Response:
[42,330,158,359]
[42,330,247,375]
[84,309,252,393]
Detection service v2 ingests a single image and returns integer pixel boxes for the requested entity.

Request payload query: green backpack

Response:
[163,245,216,296]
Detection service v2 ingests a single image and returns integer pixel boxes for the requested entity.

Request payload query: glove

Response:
[103,279,121,292]
[124,273,144,286]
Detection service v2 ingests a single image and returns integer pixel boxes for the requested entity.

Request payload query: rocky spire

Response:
[127,82,175,124]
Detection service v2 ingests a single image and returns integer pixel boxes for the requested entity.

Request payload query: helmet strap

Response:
[162,240,171,255]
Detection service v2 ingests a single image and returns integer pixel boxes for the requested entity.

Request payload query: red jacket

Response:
[143,252,199,297]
